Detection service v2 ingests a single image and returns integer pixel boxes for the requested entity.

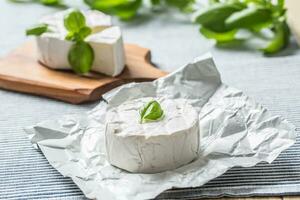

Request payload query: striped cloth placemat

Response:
[0,88,299,199]
[1,126,300,199]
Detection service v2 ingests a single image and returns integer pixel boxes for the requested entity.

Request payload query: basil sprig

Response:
[140,100,164,123]
[9,0,63,7]
[68,41,94,74]
[195,0,290,54]
[26,24,48,36]
[64,10,94,74]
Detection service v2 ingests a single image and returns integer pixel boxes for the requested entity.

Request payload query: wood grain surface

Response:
[0,41,167,104]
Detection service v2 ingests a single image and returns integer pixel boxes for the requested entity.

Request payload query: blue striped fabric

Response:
[158,134,300,199]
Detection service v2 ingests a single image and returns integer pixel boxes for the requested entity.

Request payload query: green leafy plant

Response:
[140,100,164,123]
[84,0,195,20]
[84,0,143,20]
[195,0,290,54]
[9,0,63,7]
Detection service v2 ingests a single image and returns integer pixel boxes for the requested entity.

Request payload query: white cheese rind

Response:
[105,98,199,173]
[87,27,125,77]
[35,9,125,77]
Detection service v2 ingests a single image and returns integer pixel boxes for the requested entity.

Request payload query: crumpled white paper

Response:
[25,54,296,200]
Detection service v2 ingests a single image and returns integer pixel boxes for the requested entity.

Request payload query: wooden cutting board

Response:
[0,41,167,104]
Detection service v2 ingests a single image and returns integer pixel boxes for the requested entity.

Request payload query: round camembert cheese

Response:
[36,9,125,77]
[105,97,199,173]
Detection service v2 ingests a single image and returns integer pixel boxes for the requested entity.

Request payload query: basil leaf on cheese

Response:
[63,10,94,74]
[65,27,92,41]
[26,24,48,36]
[65,32,75,41]
[78,27,92,40]
[68,42,94,74]
[140,100,164,123]
[64,10,86,33]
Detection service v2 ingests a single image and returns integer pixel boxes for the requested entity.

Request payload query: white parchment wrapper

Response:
[25,54,296,200]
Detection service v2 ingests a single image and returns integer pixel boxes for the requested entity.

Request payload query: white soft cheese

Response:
[105,97,199,173]
[35,9,125,77]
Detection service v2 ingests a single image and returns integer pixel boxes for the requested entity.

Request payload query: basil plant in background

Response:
[9,0,63,6]
[85,0,195,20]
[194,0,290,54]
[26,10,94,74]
[18,0,291,54]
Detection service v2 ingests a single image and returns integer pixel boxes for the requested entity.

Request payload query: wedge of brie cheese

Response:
[35,9,125,77]
[105,98,199,173]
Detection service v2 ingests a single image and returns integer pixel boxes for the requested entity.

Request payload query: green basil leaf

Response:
[209,0,220,5]
[261,21,290,54]
[165,0,195,12]
[225,7,272,29]
[84,0,142,20]
[195,3,246,29]
[78,27,92,40]
[202,21,230,33]
[65,27,92,41]
[26,24,48,36]
[84,0,127,8]
[65,32,75,41]
[249,20,273,32]
[8,0,32,3]
[271,0,286,18]
[200,26,237,43]
[68,42,94,74]
[9,0,65,7]
[64,10,86,33]
[151,0,160,6]
[40,0,60,5]
[277,0,285,11]
[140,100,164,123]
